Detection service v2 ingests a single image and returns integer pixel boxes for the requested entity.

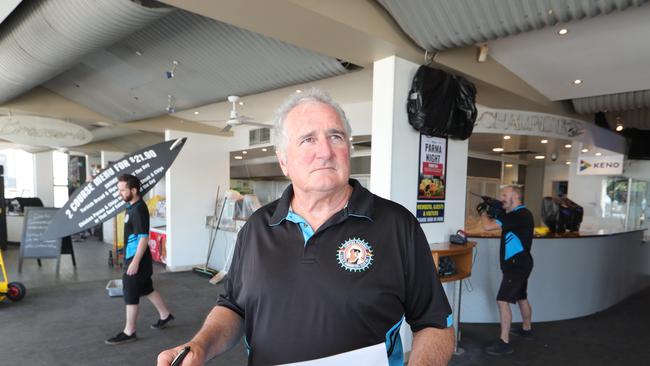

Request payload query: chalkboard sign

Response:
[18,207,62,273]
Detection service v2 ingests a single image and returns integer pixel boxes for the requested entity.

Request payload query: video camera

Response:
[472,193,505,219]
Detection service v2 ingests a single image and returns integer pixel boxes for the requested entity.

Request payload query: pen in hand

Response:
[171,346,191,366]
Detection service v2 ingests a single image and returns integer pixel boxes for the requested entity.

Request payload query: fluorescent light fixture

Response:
[573,79,582,85]
[558,28,569,35]
[564,144,572,148]
[261,148,268,152]
[193,111,200,115]
[505,164,513,168]
[296,89,302,93]
[234,156,243,160]
[242,151,247,154]
[239,102,244,106]
[566,161,571,165]
[492,147,504,152]
[534,155,545,159]
[135,50,142,56]
[503,135,511,140]
[595,152,602,156]
[541,139,548,144]
[581,148,589,153]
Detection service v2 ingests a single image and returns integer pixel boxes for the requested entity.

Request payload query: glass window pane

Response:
[53,186,69,208]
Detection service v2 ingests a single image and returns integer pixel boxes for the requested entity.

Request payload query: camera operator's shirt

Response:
[495,205,534,273]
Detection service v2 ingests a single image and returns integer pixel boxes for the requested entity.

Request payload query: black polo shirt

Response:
[217,179,452,365]
[124,199,150,263]
[495,205,534,274]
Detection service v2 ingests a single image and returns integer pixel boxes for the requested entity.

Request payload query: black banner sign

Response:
[43,138,186,240]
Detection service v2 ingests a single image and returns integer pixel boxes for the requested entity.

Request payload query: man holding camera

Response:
[478,185,534,356]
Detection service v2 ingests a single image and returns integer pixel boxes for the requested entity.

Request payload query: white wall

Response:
[165,129,236,271]
[543,163,569,196]
[33,151,54,206]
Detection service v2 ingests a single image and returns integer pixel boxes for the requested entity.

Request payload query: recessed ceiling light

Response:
[541,139,548,144]
[242,151,247,154]
[193,111,200,115]
[573,79,583,85]
[505,164,513,168]
[492,147,504,152]
[534,155,545,160]
[595,152,602,156]
[261,148,268,152]
[296,89,302,93]
[238,101,244,106]
[234,156,243,160]
[349,137,354,141]
[503,135,511,140]
[616,125,624,132]
[565,161,571,165]
[564,144,572,148]
[558,28,569,35]
[581,148,589,153]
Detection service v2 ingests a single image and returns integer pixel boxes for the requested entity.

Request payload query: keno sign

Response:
[577,154,624,175]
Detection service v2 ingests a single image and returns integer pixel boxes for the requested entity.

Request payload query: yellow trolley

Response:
[0,249,25,303]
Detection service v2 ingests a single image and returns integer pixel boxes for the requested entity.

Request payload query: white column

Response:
[33,151,54,206]
[370,55,469,244]
[164,130,234,271]
[370,55,470,356]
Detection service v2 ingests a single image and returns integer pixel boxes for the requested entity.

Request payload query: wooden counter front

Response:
[430,241,476,283]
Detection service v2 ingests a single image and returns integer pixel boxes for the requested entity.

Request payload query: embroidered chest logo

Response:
[337,237,374,272]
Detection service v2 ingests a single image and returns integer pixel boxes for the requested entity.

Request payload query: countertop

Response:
[467,228,646,239]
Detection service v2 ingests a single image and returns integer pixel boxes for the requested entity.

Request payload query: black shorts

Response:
[496,271,530,304]
[122,260,154,305]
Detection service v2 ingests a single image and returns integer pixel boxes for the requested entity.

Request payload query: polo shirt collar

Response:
[126,199,142,209]
[269,179,374,226]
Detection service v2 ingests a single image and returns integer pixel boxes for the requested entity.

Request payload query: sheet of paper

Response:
[277,343,389,366]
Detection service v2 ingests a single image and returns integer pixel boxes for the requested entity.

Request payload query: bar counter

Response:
[459,229,650,323]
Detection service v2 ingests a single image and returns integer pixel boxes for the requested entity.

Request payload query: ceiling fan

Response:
[202,96,273,133]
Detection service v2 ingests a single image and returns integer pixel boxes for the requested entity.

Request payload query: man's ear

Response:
[276,151,289,177]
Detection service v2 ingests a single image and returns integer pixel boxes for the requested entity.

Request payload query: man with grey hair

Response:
[158,88,454,365]
[480,185,535,356]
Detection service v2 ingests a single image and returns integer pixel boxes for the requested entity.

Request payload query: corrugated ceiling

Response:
[377,0,650,129]
[377,0,646,51]
[0,0,172,104]
[42,8,352,122]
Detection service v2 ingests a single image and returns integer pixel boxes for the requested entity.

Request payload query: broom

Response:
[193,187,225,277]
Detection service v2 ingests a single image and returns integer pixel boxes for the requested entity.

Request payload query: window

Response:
[0,149,34,198]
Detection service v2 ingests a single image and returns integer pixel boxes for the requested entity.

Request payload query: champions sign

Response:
[577,154,624,175]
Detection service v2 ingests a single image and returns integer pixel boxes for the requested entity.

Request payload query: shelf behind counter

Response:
[460,228,649,323]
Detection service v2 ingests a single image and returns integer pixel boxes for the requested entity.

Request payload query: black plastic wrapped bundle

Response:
[407,65,477,140]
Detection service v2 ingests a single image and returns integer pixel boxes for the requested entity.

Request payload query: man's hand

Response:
[157,342,206,366]
[126,261,139,276]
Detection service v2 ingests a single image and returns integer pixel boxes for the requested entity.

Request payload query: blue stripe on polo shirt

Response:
[385,317,404,366]
[125,233,149,259]
[285,210,314,246]
[504,232,524,260]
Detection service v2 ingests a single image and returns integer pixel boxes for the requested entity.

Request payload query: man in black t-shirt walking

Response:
[106,174,174,345]
[480,185,535,356]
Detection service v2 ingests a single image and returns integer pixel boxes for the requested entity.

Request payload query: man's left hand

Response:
[126,261,139,275]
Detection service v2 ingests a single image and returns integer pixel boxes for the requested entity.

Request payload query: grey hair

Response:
[272,88,352,158]
[503,185,524,201]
